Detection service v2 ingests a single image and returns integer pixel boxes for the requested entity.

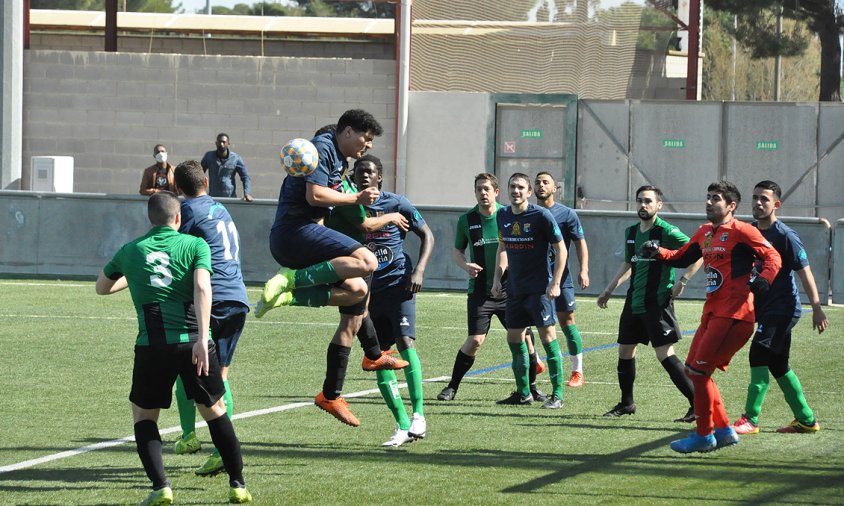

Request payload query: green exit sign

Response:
[756,140,780,150]
[662,139,685,148]
[520,129,543,138]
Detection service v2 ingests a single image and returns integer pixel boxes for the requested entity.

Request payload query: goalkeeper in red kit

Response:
[640,181,781,454]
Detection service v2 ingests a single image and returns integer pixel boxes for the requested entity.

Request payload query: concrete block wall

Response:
[30,33,395,60]
[22,50,397,199]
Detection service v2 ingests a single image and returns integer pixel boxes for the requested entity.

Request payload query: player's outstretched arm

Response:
[597,262,632,309]
[192,268,212,376]
[796,266,830,334]
[671,258,703,299]
[361,212,409,232]
[95,271,128,295]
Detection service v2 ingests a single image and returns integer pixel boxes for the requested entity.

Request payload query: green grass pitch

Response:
[1,280,843,505]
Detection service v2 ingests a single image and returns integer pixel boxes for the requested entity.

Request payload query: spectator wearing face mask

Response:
[139,144,176,196]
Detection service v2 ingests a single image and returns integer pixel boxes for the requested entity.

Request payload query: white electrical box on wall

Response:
[30,156,74,192]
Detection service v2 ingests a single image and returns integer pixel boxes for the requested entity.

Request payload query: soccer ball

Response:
[280,138,319,177]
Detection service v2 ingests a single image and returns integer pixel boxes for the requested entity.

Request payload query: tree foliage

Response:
[706,0,842,101]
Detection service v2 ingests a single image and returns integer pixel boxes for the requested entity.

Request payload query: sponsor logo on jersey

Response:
[468,224,482,230]
[367,242,394,271]
[400,316,410,327]
[473,238,495,247]
[704,265,724,293]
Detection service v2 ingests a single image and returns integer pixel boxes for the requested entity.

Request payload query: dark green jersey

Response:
[454,204,503,296]
[325,178,366,241]
[103,226,213,346]
[624,216,689,314]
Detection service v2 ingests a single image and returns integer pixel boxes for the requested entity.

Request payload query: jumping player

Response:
[641,180,781,453]
[597,185,700,422]
[257,109,387,427]
[96,192,251,504]
[352,155,435,446]
[492,173,567,409]
[534,171,590,387]
[732,180,829,435]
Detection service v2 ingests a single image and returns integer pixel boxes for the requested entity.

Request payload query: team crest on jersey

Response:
[704,265,724,293]
[367,242,393,271]
[720,233,729,242]
[512,222,521,236]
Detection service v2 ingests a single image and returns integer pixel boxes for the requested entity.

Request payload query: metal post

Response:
[685,0,700,100]
[774,7,782,101]
[105,0,117,52]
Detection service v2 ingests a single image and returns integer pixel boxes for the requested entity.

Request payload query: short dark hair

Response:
[635,185,664,202]
[314,124,337,137]
[354,154,383,176]
[509,172,532,189]
[153,144,166,154]
[337,109,383,137]
[754,180,782,199]
[216,132,229,141]
[148,191,180,226]
[174,160,205,197]
[474,173,499,191]
[708,180,741,205]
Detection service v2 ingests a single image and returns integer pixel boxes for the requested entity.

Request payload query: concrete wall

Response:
[834,220,844,304]
[22,50,397,199]
[30,33,395,60]
[1,192,835,306]
[577,100,844,223]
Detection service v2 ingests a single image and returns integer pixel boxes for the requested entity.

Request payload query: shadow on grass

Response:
[241,434,844,503]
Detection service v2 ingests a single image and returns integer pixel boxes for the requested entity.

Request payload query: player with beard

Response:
[534,172,590,387]
[732,180,829,435]
[597,185,700,422]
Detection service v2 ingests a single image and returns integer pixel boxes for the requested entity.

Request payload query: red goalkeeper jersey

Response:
[657,218,781,322]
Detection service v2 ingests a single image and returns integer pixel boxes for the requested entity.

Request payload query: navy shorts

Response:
[553,286,577,313]
[270,220,363,269]
[617,299,682,347]
[753,314,799,356]
[467,292,507,336]
[211,301,248,367]
[369,284,416,349]
[506,293,557,329]
[130,341,225,409]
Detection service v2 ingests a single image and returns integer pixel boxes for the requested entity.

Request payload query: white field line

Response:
[0,375,449,474]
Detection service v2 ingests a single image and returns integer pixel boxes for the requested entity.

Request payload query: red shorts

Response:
[686,313,754,374]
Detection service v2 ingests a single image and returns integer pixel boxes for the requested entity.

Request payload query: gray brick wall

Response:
[23,50,397,198]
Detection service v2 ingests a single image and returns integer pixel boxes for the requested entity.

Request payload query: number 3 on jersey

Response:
[147,251,172,287]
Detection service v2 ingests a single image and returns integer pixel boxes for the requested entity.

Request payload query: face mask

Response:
[155,152,167,164]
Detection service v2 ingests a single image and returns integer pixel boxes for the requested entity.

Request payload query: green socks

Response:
[508,341,530,396]
[291,261,341,289]
[400,348,424,416]
[562,325,583,356]
[376,369,410,430]
[174,376,196,439]
[744,366,770,424]
[776,370,815,425]
[291,286,331,307]
[542,339,565,398]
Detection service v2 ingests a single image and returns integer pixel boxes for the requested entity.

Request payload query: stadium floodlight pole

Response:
[685,0,700,100]
[206,0,212,15]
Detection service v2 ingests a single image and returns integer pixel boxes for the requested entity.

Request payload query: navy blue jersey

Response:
[497,204,563,296]
[546,202,585,289]
[363,191,427,293]
[753,220,809,319]
[180,195,249,307]
[272,132,345,227]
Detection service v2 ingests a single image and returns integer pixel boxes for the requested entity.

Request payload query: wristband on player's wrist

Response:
[678,276,689,285]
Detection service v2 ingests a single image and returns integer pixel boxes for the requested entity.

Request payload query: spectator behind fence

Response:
[139,144,175,196]
[201,133,253,202]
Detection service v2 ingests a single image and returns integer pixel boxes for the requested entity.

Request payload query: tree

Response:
[706,0,843,101]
